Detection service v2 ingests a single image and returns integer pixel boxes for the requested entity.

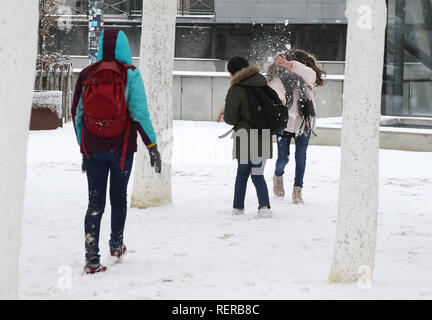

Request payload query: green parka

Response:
[224,65,273,161]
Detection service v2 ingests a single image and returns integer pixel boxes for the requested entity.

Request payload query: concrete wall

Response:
[71,60,345,121]
[215,0,347,24]
[313,117,432,152]
[174,59,228,72]
[314,79,344,118]
[71,56,346,73]
[71,56,227,72]
[173,74,231,121]
[172,72,343,120]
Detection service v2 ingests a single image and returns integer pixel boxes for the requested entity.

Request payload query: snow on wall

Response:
[32,91,63,118]
[0,0,39,299]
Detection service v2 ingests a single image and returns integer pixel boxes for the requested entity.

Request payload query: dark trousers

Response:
[84,151,134,266]
[233,159,270,210]
[275,132,309,187]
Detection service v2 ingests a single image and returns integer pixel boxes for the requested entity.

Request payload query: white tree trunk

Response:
[329,0,387,283]
[0,0,39,299]
[131,0,176,208]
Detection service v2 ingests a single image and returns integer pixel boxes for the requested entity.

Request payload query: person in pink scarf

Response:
[267,50,325,204]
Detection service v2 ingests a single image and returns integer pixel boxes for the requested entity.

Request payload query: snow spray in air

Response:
[248,22,295,71]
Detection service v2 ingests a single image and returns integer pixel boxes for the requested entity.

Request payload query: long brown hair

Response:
[266,62,279,83]
[292,50,326,87]
[266,50,326,87]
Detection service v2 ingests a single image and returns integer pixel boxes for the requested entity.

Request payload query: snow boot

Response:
[292,186,304,204]
[273,175,285,197]
[83,264,107,274]
[232,208,245,215]
[257,207,272,219]
[110,244,127,260]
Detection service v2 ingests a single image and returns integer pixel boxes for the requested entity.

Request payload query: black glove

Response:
[148,145,161,174]
[81,156,86,173]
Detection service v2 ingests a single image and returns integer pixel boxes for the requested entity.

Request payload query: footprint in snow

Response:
[218,233,234,239]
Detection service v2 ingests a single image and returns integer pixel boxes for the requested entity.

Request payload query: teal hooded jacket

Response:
[72,29,157,153]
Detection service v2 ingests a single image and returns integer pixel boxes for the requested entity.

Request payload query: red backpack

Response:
[81,59,134,170]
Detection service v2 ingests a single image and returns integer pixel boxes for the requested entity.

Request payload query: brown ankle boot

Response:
[292,186,304,204]
[273,175,285,197]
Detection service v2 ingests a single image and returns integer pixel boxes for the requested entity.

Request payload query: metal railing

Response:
[405,78,432,117]
[35,61,74,122]
[383,76,432,117]
[177,0,214,15]
[52,0,143,18]
[51,0,216,18]
[52,0,88,15]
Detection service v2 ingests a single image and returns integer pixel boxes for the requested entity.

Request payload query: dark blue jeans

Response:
[275,132,309,187]
[84,151,134,266]
[233,159,270,210]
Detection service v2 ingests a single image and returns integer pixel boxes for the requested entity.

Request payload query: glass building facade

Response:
[383,0,432,117]
[175,23,347,62]
[51,0,432,119]
[53,1,346,62]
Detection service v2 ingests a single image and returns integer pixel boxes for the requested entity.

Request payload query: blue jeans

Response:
[233,159,270,210]
[84,151,134,266]
[275,132,309,187]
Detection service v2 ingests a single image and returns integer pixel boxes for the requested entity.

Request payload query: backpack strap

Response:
[218,127,235,139]
[120,116,132,171]
[119,62,135,170]
[81,126,90,160]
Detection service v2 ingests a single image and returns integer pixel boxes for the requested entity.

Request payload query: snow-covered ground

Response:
[20,120,432,299]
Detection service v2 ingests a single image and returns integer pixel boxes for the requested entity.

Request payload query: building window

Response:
[383,0,432,117]
[296,25,347,62]
[175,25,213,58]
[184,23,346,62]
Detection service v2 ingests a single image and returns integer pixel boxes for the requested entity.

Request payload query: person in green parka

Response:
[217,56,272,218]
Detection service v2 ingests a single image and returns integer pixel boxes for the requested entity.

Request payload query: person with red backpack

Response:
[72,29,161,274]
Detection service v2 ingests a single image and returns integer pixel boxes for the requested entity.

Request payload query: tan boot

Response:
[273,175,285,198]
[292,186,304,204]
